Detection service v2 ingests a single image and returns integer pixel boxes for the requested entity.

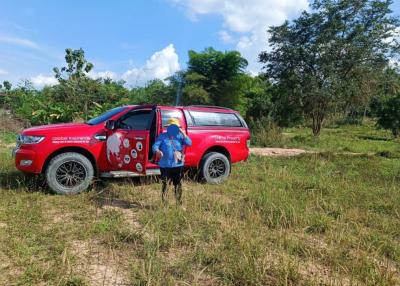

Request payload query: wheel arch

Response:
[199,145,231,167]
[41,146,98,175]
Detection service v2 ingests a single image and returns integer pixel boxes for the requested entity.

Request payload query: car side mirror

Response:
[105,120,116,130]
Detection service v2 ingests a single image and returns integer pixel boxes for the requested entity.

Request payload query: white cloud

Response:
[0,69,8,76]
[170,0,309,73]
[384,26,400,45]
[219,30,234,44]
[122,44,180,86]
[30,74,58,88]
[389,58,399,68]
[85,44,180,86]
[24,44,179,89]
[13,24,39,34]
[0,35,40,49]
[88,70,118,80]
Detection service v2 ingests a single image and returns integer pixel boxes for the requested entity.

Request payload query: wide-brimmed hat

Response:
[166,117,180,127]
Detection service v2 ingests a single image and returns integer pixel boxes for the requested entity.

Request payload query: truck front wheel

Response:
[45,152,94,195]
[200,152,230,184]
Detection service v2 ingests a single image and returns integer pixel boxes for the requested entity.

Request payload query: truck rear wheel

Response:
[200,152,230,184]
[45,152,94,195]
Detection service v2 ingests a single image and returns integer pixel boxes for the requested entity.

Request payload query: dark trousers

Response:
[160,167,183,204]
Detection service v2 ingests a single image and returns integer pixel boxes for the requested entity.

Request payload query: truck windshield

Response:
[86,106,127,125]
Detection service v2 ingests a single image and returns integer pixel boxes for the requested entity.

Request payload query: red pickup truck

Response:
[14,105,250,194]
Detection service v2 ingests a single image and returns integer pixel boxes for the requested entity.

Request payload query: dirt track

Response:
[250,147,309,157]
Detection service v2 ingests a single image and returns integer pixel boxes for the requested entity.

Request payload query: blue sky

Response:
[0,0,399,88]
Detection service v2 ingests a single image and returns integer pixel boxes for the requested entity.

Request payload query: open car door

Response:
[125,130,149,174]
[105,109,154,175]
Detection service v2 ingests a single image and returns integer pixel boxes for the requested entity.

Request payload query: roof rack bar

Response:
[186,105,231,110]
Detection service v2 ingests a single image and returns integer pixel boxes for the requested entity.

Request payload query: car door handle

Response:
[94,134,107,141]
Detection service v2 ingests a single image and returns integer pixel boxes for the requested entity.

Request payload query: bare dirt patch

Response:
[102,205,142,230]
[0,250,11,271]
[251,147,310,157]
[0,260,11,284]
[0,109,27,133]
[0,250,23,284]
[299,260,352,286]
[70,239,131,286]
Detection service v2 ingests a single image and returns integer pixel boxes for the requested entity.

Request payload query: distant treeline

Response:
[1,0,400,138]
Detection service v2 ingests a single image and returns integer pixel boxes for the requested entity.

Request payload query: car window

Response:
[161,109,183,127]
[118,110,152,130]
[86,106,127,125]
[183,110,194,127]
[236,113,248,128]
[189,111,243,127]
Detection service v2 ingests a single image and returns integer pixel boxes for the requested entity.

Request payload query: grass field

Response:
[278,121,400,157]
[0,123,399,285]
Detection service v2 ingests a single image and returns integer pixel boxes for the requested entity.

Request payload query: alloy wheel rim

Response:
[208,158,226,178]
[55,161,87,188]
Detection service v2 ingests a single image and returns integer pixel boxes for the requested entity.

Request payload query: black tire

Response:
[45,152,94,195]
[200,152,230,184]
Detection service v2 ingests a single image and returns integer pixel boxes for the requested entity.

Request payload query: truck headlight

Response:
[18,135,45,144]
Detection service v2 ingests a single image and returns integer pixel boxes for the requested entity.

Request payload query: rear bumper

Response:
[14,148,42,173]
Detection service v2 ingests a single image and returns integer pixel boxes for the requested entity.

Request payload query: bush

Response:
[375,93,400,137]
[249,117,284,147]
[335,116,363,126]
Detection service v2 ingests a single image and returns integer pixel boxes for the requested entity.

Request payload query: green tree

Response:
[6,81,51,125]
[181,72,211,105]
[141,79,175,105]
[260,0,400,136]
[243,75,274,121]
[53,48,94,81]
[375,93,400,137]
[370,68,400,134]
[184,47,248,110]
[99,79,129,109]
[3,81,12,92]
[125,80,175,105]
[52,48,101,121]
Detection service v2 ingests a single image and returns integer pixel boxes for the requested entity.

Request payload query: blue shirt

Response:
[152,132,192,168]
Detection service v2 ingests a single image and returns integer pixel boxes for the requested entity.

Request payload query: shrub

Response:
[375,93,400,137]
[249,117,284,147]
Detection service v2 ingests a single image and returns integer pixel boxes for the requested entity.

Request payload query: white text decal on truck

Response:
[211,135,241,144]
[52,136,91,144]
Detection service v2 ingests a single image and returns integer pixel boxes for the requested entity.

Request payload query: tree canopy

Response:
[260,0,400,135]
[53,48,94,82]
[182,47,249,110]
[2,1,400,138]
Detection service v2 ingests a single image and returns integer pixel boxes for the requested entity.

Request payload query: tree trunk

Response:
[312,120,321,136]
[362,105,368,124]
[393,128,399,138]
[312,112,324,137]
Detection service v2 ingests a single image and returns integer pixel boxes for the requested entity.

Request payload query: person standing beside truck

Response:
[152,118,192,205]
